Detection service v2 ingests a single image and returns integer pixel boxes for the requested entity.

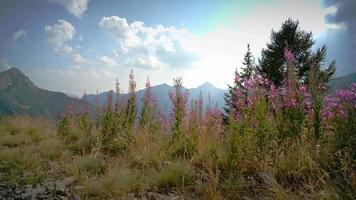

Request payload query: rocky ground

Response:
[0,177,188,200]
[0,176,79,200]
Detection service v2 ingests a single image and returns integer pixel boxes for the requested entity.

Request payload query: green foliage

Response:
[151,162,193,188]
[139,77,160,135]
[57,116,70,138]
[0,25,354,198]
[65,155,105,182]
[241,43,256,81]
[124,69,137,132]
[259,19,335,86]
[276,106,306,139]
[309,66,324,139]
[170,78,187,142]
[332,102,356,160]
[224,69,239,122]
[224,44,256,122]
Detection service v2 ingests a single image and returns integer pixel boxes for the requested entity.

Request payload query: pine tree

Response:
[240,43,255,81]
[307,45,336,86]
[259,19,335,87]
[223,68,243,122]
[224,44,256,121]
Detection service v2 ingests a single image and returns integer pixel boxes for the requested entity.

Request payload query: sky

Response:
[0,0,354,96]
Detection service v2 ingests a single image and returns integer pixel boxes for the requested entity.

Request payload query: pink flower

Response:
[318,84,327,92]
[284,48,295,63]
[299,85,307,94]
[204,105,223,132]
[168,89,175,101]
[322,83,356,121]
[235,73,241,83]
[268,84,278,111]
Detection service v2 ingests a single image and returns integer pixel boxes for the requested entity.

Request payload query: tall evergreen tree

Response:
[240,43,255,81]
[224,68,242,122]
[306,45,336,86]
[224,44,255,121]
[259,18,335,86]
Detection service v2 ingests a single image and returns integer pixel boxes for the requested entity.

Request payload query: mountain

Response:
[86,72,356,115]
[0,68,83,118]
[86,82,227,114]
[188,82,226,110]
[329,72,356,93]
[1,67,354,118]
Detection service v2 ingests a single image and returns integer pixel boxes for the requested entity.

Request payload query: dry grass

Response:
[0,115,355,199]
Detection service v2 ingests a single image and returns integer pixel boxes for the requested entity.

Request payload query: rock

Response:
[21,185,46,199]
[55,177,74,192]
[0,176,80,200]
[258,171,273,187]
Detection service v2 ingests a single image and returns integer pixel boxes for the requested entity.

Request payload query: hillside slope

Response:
[329,72,356,93]
[0,68,81,118]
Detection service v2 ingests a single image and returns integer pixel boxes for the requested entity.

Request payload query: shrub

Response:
[0,147,46,184]
[65,155,106,182]
[151,162,193,189]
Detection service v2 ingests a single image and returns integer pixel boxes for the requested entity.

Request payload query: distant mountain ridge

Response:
[85,72,356,115]
[329,72,356,93]
[0,68,84,118]
[85,81,226,115]
[0,68,355,118]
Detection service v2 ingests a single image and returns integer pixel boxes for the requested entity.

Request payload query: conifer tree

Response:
[240,43,255,81]
[224,68,242,122]
[224,44,255,121]
[259,18,335,86]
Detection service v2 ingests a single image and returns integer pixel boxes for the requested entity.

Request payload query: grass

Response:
[151,161,193,188]
[64,155,106,182]
[0,112,355,199]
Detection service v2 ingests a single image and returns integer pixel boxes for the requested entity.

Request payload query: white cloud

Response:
[183,0,338,89]
[99,16,197,70]
[33,1,336,95]
[45,19,76,54]
[99,56,117,66]
[99,16,141,49]
[97,1,335,89]
[72,53,90,65]
[29,66,116,95]
[11,29,27,42]
[50,0,89,18]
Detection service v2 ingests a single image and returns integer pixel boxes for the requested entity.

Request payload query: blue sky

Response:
[0,0,353,95]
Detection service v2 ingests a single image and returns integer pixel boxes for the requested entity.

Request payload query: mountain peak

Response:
[0,67,84,117]
[0,68,29,80]
[197,82,215,89]
[0,67,36,90]
[1,67,21,74]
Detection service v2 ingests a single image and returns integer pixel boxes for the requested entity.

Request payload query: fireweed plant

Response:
[54,50,356,199]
